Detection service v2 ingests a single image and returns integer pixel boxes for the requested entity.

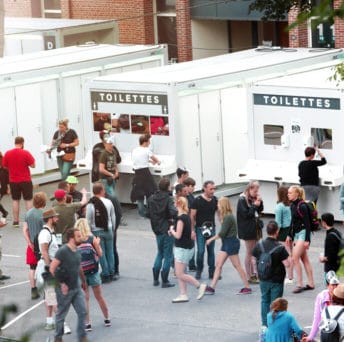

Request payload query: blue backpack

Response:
[78,238,99,275]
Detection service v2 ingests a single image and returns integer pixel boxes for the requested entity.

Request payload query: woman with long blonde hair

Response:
[205,197,251,295]
[237,181,264,284]
[75,218,111,330]
[287,185,315,294]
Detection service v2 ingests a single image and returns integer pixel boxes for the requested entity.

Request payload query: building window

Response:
[156,0,177,61]
[157,1,176,13]
[42,0,61,18]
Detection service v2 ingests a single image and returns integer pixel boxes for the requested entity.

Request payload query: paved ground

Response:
[0,174,340,341]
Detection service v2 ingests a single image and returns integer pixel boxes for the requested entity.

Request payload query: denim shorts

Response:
[221,237,240,256]
[86,271,101,287]
[294,229,306,241]
[174,247,195,264]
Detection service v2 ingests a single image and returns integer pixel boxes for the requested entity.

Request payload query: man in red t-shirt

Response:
[2,136,35,227]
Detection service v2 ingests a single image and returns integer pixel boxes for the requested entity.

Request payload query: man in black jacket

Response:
[147,178,177,288]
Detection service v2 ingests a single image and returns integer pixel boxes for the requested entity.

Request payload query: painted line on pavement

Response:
[3,254,21,258]
[0,280,29,289]
[1,299,45,330]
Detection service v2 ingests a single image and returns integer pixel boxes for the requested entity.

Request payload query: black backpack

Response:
[297,200,320,232]
[257,241,283,281]
[33,227,52,260]
[320,307,344,342]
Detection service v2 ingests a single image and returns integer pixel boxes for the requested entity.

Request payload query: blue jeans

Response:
[137,199,146,218]
[259,280,284,326]
[153,234,174,274]
[196,226,215,274]
[100,178,116,199]
[57,157,73,181]
[55,286,87,341]
[93,229,114,277]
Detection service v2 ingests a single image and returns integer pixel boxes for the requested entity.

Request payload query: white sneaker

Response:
[197,283,207,300]
[284,278,294,285]
[172,294,189,303]
[64,322,71,335]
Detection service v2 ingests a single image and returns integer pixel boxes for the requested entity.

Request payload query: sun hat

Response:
[65,175,78,184]
[42,208,59,220]
[333,283,344,299]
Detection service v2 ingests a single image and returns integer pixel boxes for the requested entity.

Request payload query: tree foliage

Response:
[248,0,311,21]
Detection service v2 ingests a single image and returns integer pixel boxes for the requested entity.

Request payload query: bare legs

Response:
[175,260,200,295]
[84,285,109,324]
[284,241,293,280]
[12,199,32,223]
[292,240,314,288]
[210,251,250,289]
[244,240,257,278]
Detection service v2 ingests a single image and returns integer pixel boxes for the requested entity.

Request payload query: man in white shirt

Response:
[131,134,160,217]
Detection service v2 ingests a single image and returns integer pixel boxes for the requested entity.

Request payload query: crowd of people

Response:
[0,123,344,341]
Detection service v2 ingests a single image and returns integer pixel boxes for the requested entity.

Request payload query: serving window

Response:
[264,125,284,146]
[311,127,332,149]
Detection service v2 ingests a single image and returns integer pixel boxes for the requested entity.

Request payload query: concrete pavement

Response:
[0,174,339,341]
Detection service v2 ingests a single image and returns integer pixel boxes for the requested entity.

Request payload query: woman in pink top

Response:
[302,271,339,341]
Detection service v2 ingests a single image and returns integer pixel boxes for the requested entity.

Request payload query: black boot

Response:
[161,271,175,288]
[152,268,160,286]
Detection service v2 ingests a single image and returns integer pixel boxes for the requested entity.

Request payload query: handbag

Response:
[62,152,75,162]
[35,258,45,288]
[256,217,264,240]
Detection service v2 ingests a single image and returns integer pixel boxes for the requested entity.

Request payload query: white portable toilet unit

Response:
[0,44,168,182]
[82,47,343,203]
[239,56,344,220]
[4,17,118,56]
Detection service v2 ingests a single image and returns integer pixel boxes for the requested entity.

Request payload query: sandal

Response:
[292,286,304,294]
[303,284,315,291]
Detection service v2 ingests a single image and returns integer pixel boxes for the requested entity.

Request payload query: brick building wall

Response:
[288,6,308,48]
[334,0,344,48]
[289,1,344,48]
[176,0,192,62]
[62,0,154,44]
[4,0,33,17]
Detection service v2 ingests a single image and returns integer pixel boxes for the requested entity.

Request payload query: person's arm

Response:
[289,313,304,340]
[92,236,103,257]
[206,233,220,246]
[109,202,116,232]
[22,222,33,250]
[315,147,326,165]
[79,188,88,206]
[150,154,160,165]
[306,292,326,341]
[50,257,69,295]
[275,204,283,228]
[300,203,311,244]
[86,204,96,230]
[169,218,184,240]
[40,243,50,266]
[79,266,87,291]
[168,197,178,220]
[237,196,256,219]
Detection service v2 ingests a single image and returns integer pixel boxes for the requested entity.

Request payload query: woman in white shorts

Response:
[169,197,206,303]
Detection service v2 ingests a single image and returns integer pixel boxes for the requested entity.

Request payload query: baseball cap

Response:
[54,189,67,199]
[326,270,340,285]
[65,175,78,184]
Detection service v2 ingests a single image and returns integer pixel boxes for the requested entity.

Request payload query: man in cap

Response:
[66,176,82,203]
[99,136,119,199]
[53,187,87,244]
[305,270,340,341]
[91,130,121,184]
[38,208,60,331]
